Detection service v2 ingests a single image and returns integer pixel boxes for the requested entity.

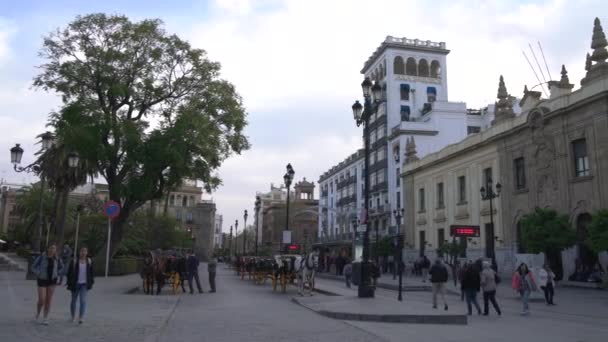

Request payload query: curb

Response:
[291,297,467,325]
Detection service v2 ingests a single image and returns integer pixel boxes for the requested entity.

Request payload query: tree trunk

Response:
[55,189,70,248]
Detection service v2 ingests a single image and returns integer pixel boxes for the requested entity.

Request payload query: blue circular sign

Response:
[103,201,121,219]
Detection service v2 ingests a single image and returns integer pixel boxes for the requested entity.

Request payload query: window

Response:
[396,168,401,186]
[406,58,417,76]
[400,84,410,100]
[396,191,401,209]
[467,126,481,135]
[169,195,175,206]
[514,157,526,190]
[400,106,411,121]
[186,212,193,223]
[418,188,425,212]
[377,148,385,161]
[458,176,466,203]
[427,86,437,102]
[182,196,188,207]
[437,182,444,208]
[418,59,429,77]
[393,56,405,74]
[483,167,492,188]
[572,139,590,177]
[430,60,441,78]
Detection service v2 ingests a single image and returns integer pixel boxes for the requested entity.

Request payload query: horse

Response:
[294,250,319,296]
[141,252,155,295]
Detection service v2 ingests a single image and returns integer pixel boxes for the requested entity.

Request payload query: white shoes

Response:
[42,319,49,325]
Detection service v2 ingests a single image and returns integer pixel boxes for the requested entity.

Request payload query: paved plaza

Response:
[1,264,607,342]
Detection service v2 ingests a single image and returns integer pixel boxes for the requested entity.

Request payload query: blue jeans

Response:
[520,289,530,311]
[465,289,481,314]
[71,284,88,319]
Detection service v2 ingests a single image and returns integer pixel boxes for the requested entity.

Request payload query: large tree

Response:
[520,208,577,256]
[34,14,249,258]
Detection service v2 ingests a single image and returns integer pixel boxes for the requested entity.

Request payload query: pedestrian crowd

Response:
[31,243,217,326]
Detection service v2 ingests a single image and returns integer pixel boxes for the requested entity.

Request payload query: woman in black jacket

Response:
[461,263,482,315]
[66,247,94,324]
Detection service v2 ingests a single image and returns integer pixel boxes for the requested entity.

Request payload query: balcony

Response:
[372,136,387,150]
[337,176,357,189]
[369,159,388,173]
[336,194,357,207]
[371,181,388,194]
[321,190,328,197]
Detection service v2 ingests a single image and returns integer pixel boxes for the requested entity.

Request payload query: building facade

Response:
[317,36,509,255]
[403,18,608,275]
[0,181,27,234]
[213,214,223,249]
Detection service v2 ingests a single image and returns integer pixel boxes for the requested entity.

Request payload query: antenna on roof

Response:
[529,43,548,84]
[522,50,548,97]
[537,41,553,81]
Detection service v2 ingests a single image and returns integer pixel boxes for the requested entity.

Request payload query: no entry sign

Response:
[103,201,121,219]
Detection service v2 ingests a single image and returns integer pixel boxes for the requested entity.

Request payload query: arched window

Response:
[190,196,195,206]
[182,195,188,207]
[418,59,429,77]
[406,58,417,76]
[393,56,405,75]
[430,60,441,78]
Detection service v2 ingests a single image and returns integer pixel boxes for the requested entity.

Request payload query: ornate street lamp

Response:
[480,179,502,271]
[235,219,239,257]
[254,196,261,256]
[393,208,405,301]
[243,210,248,256]
[351,77,384,298]
[283,163,295,253]
[10,132,55,280]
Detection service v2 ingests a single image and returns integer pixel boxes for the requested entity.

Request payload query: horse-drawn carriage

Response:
[231,250,319,296]
[140,249,187,295]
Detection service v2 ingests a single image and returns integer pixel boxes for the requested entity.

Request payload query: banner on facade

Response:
[282,230,292,244]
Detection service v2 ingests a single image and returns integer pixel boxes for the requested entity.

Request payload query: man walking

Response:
[187,250,203,294]
[208,258,217,293]
[429,259,449,310]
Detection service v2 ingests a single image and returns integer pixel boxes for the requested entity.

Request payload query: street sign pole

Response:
[102,201,121,278]
[105,217,111,278]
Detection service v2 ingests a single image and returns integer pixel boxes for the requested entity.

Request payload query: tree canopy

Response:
[588,209,608,253]
[520,207,576,255]
[34,13,250,257]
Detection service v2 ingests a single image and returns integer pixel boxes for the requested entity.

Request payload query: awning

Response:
[427,86,437,94]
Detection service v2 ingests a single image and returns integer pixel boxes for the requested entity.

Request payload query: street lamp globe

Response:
[286,163,295,177]
[371,81,382,102]
[39,131,54,150]
[10,144,24,165]
[352,101,363,121]
[67,151,80,168]
[361,77,372,98]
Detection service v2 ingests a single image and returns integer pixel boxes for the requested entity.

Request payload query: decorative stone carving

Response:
[529,110,558,206]
[492,75,515,125]
[405,136,419,164]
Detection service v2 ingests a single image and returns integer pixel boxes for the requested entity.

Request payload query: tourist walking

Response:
[66,247,94,324]
[512,263,538,315]
[208,258,217,293]
[57,243,72,285]
[462,262,482,315]
[32,243,65,325]
[421,255,431,282]
[480,261,502,315]
[539,264,556,305]
[429,259,449,310]
[343,261,353,288]
[187,250,203,294]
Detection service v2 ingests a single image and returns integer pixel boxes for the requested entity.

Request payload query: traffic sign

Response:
[103,201,121,219]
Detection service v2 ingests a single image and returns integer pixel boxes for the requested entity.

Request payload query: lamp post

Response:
[480,179,502,271]
[283,163,295,253]
[393,208,405,301]
[10,132,54,280]
[243,210,248,256]
[351,77,383,298]
[229,225,233,258]
[235,219,239,257]
[254,196,261,256]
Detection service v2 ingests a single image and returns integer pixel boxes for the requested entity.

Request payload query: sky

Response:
[0,0,606,233]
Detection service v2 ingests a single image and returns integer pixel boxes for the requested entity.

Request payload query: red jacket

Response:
[512,271,537,291]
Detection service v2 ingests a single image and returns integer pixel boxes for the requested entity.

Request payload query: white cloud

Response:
[180,0,606,229]
[0,18,16,65]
